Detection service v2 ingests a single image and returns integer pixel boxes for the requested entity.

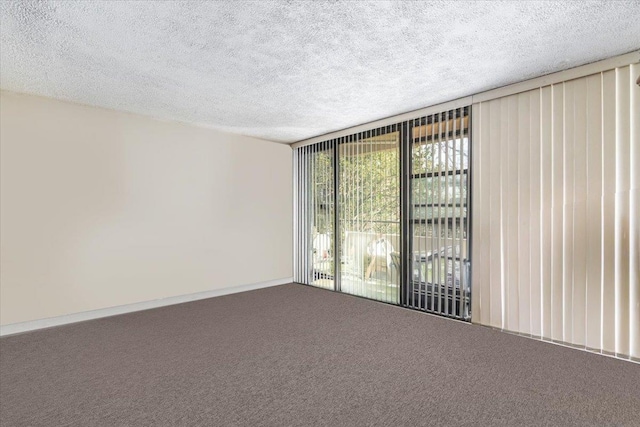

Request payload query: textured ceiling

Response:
[2,1,639,143]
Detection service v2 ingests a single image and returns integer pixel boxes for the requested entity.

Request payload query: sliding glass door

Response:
[337,127,400,304]
[293,141,335,289]
[294,106,471,320]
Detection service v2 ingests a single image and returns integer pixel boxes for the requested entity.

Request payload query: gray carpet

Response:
[1,284,639,426]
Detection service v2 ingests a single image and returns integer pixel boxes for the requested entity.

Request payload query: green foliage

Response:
[337,140,400,235]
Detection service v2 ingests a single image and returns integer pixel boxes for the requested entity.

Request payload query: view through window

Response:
[294,107,471,320]
[408,109,470,319]
[338,129,400,304]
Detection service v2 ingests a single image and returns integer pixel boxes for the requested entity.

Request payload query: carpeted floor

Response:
[1,283,639,426]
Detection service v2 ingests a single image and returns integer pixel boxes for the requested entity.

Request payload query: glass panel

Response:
[412,137,469,174]
[412,173,468,220]
[338,130,400,304]
[410,111,470,318]
[309,144,335,290]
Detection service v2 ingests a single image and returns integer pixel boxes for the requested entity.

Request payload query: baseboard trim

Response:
[475,323,640,365]
[0,277,293,337]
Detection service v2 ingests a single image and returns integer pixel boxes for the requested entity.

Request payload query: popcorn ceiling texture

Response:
[1,1,639,143]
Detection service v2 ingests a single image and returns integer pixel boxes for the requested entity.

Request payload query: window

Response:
[294,106,471,320]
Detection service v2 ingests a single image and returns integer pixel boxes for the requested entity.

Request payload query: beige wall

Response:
[471,63,639,359]
[0,91,292,325]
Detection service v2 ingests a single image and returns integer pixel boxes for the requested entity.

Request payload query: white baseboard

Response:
[0,277,293,337]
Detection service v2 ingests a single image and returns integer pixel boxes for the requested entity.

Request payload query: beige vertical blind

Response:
[471,63,639,360]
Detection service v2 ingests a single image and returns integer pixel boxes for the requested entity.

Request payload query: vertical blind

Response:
[471,63,639,359]
[293,140,335,288]
[407,109,471,319]
[337,127,400,304]
[294,127,402,304]
[294,108,472,319]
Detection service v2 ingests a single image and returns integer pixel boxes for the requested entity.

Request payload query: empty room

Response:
[1,1,639,426]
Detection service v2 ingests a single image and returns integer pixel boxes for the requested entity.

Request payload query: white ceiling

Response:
[2,1,639,143]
